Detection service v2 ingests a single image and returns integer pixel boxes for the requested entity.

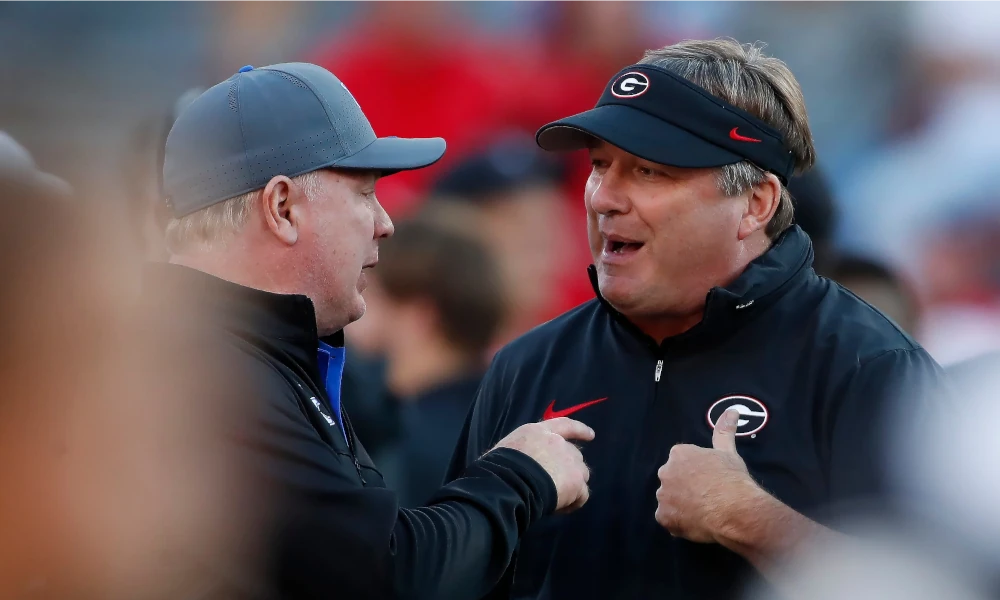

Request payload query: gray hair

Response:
[165,171,322,253]
[638,38,816,240]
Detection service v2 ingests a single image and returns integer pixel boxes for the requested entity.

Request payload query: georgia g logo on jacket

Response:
[707,395,769,437]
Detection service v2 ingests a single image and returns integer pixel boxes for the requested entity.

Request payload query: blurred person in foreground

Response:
[0,133,81,596]
[745,354,999,600]
[358,218,507,508]
[423,136,577,346]
[151,62,593,600]
[0,134,243,600]
[447,39,948,599]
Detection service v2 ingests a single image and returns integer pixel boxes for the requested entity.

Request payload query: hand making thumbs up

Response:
[654,408,763,543]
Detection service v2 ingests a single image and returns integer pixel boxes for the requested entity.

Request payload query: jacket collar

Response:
[589,225,815,348]
[141,263,345,374]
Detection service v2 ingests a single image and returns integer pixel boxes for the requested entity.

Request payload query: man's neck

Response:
[629,312,706,345]
[626,235,773,344]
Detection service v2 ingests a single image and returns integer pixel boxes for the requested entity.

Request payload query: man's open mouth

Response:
[605,237,644,255]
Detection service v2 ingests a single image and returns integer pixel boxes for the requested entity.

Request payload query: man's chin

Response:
[316,297,366,337]
[597,274,640,312]
[347,297,367,325]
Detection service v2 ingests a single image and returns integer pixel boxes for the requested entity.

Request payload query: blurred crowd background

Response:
[2,2,1000,599]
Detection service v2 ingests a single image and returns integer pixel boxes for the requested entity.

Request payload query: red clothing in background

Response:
[309,29,548,215]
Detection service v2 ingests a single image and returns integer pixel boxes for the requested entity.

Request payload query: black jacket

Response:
[447,226,947,599]
[141,264,557,600]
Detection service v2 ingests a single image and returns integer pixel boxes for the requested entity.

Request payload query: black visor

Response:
[536,64,795,183]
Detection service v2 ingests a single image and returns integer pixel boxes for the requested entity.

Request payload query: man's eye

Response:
[591,159,608,169]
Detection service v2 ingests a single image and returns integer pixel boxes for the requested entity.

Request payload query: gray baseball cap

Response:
[163,63,447,218]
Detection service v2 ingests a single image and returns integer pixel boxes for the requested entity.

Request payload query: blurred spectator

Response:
[717,2,911,179]
[835,1,1000,368]
[422,135,580,347]
[528,2,670,119]
[914,214,1000,366]
[787,166,838,272]
[839,1,1000,276]
[361,218,507,507]
[822,254,921,336]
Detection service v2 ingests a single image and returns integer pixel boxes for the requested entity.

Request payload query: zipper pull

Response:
[654,360,663,382]
[342,407,367,485]
[354,456,366,485]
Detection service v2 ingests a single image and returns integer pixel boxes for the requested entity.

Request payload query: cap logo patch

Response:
[707,395,769,437]
[611,71,650,99]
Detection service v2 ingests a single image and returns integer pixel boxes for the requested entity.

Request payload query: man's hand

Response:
[654,408,763,543]
[655,408,846,587]
[494,418,594,513]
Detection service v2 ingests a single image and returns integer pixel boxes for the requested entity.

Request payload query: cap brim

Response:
[335,136,446,174]
[536,104,743,169]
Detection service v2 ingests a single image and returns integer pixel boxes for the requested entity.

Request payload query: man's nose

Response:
[587,167,630,216]
[373,198,394,239]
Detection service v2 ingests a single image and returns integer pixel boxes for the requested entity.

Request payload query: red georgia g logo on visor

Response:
[707,395,769,437]
[611,71,650,99]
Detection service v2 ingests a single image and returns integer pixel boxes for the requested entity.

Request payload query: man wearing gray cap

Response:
[145,63,593,599]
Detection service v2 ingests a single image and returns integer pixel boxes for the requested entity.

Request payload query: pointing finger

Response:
[712,408,739,453]
[542,417,596,442]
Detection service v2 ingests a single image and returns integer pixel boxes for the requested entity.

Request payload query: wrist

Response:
[711,478,778,554]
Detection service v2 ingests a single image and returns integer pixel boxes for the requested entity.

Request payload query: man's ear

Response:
[260,175,302,245]
[738,172,782,241]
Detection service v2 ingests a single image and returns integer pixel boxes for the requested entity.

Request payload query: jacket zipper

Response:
[654,359,664,382]
[341,406,366,485]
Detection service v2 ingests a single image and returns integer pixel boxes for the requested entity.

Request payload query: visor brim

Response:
[537,104,744,170]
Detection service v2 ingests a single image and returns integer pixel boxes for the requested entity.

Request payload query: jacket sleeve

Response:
[239,353,556,600]
[825,347,950,514]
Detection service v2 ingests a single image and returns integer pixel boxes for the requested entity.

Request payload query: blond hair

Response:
[639,38,816,239]
[165,171,321,253]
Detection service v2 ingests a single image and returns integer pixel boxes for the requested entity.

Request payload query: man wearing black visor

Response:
[447,39,948,599]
